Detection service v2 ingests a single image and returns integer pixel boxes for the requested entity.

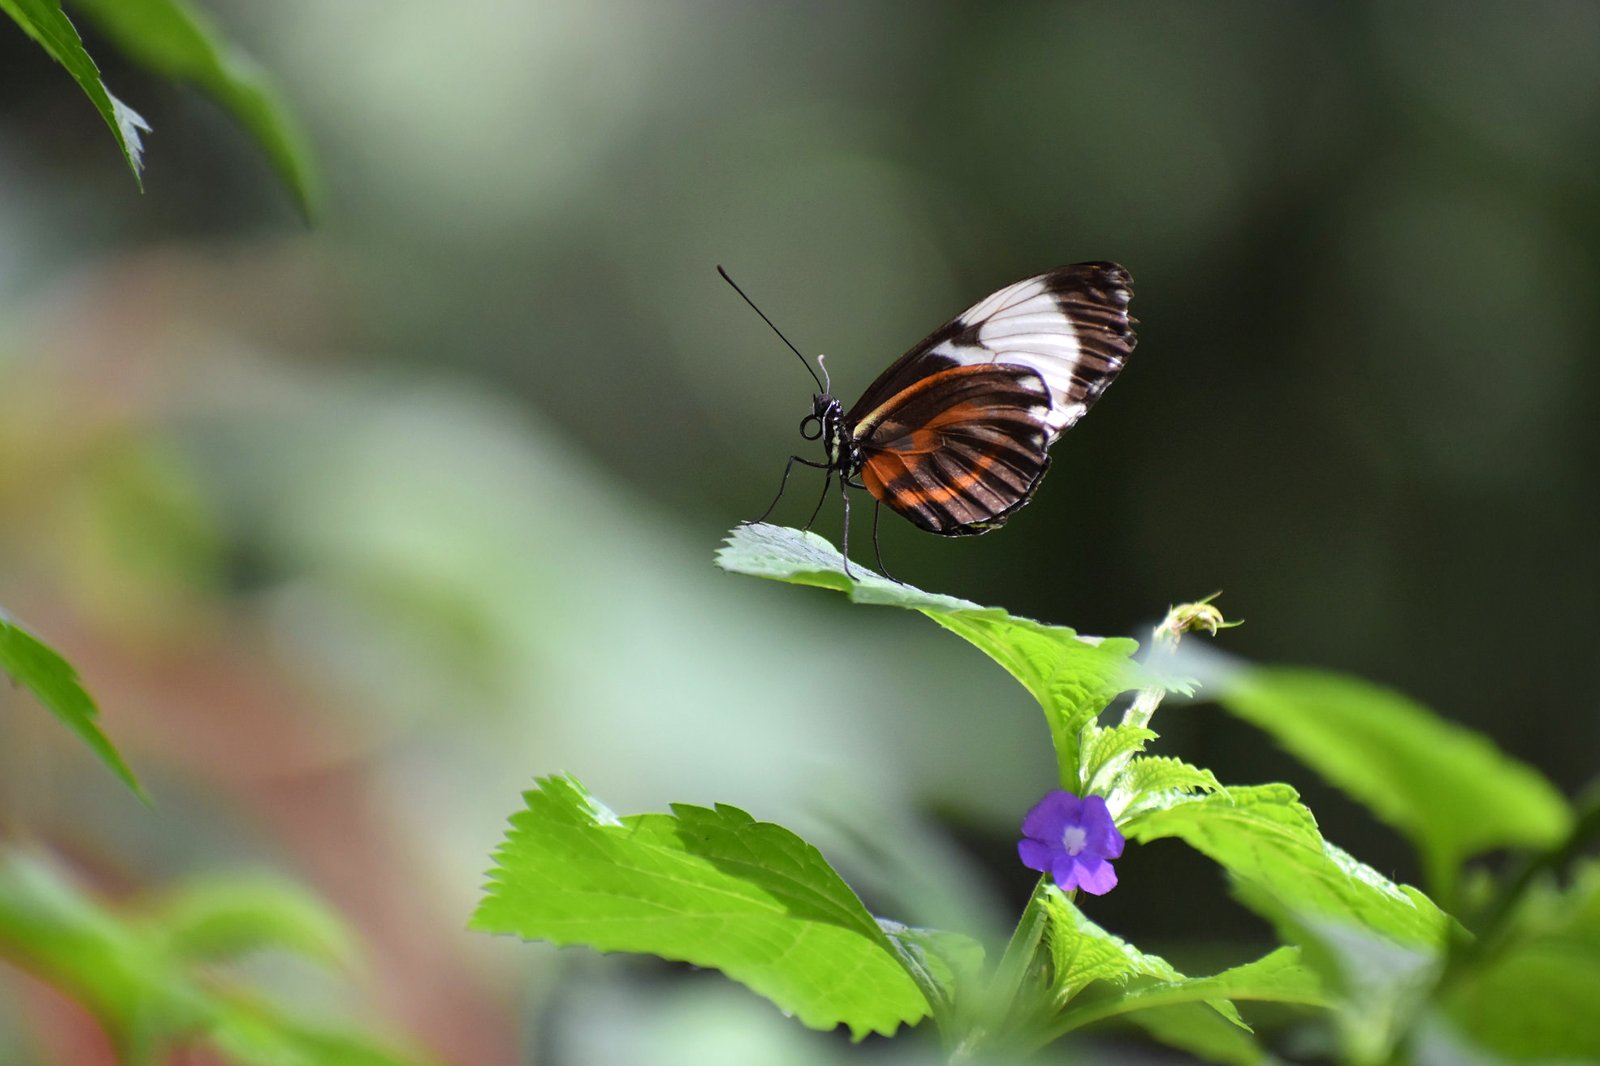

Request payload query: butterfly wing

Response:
[854,364,1056,535]
[844,261,1136,442]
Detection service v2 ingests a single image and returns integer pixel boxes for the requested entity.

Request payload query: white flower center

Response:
[1060,824,1087,856]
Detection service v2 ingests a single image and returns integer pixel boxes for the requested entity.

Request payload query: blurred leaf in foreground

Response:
[1221,668,1572,897]
[0,609,146,802]
[0,0,151,181]
[0,850,428,1066]
[69,0,322,216]
[1438,859,1600,1061]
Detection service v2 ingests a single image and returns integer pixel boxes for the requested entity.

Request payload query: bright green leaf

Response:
[472,774,931,1039]
[0,0,150,181]
[1110,754,1225,817]
[1079,723,1158,794]
[1125,785,1450,950]
[68,0,321,217]
[717,524,1141,773]
[0,611,147,801]
[1063,948,1326,1066]
[1222,668,1571,892]
[1041,887,1183,1005]
[1039,894,1325,1061]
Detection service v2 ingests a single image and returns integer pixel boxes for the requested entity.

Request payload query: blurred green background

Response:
[1,2,1596,1062]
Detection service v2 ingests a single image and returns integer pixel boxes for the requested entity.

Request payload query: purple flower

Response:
[1018,790,1125,895]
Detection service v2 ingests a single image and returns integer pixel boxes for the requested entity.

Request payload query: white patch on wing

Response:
[930,279,1094,438]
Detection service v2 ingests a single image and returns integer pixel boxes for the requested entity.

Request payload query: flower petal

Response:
[1021,789,1082,840]
[1018,838,1056,874]
[1074,858,1119,896]
[1051,855,1085,891]
[1079,794,1125,858]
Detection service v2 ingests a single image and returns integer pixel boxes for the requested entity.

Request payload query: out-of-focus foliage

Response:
[0,614,145,800]
[1,0,313,207]
[1222,669,1572,899]
[0,0,150,179]
[0,851,429,1065]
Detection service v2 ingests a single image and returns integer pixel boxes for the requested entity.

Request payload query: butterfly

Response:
[724,262,1137,576]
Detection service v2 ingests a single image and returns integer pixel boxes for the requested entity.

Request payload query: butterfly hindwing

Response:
[855,364,1055,535]
[845,261,1136,441]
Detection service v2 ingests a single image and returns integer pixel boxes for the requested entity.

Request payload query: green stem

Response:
[1093,599,1227,800]
[1459,778,1600,966]
[949,878,1052,1063]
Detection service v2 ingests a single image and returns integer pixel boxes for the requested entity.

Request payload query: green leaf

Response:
[1036,892,1325,1062]
[879,921,985,1017]
[0,611,147,802]
[0,0,150,182]
[1441,861,1600,1060]
[1111,754,1225,817]
[717,524,1140,775]
[0,850,428,1065]
[1041,887,1183,1005]
[68,0,321,217]
[1243,897,1441,1065]
[1078,723,1158,795]
[1221,668,1572,893]
[472,774,932,1039]
[1062,949,1328,1065]
[1125,784,1450,950]
[1121,1003,1269,1066]
[149,877,355,969]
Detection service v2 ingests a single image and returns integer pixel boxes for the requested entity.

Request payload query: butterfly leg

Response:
[869,498,897,583]
[842,477,894,581]
[753,454,830,524]
[838,473,854,578]
[802,468,833,532]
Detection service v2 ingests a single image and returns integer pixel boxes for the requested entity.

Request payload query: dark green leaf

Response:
[68,0,321,217]
[0,0,150,181]
[0,611,147,801]
[472,774,931,1039]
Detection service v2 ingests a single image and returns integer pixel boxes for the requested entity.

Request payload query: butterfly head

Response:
[799,387,848,467]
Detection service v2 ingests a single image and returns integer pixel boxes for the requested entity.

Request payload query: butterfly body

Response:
[736,261,1136,572]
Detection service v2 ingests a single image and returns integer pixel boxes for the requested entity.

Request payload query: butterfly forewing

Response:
[844,261,1136,441]
[845,261,1135,537]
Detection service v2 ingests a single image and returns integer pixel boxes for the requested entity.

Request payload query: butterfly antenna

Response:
[817,353,832,394]
[717,265,826,393]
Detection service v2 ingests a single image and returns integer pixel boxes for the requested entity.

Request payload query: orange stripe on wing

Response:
[853,363,1041,440]
[863,448,1001,508]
